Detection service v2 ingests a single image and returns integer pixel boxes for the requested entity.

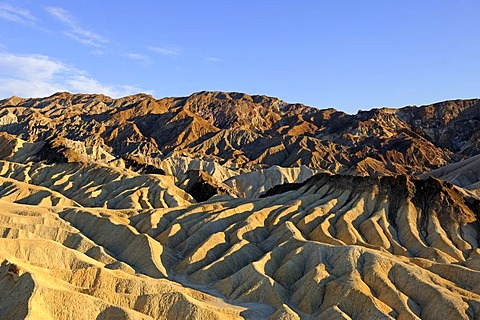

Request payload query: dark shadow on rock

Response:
[96,306,131,320]
[0,260,35,320]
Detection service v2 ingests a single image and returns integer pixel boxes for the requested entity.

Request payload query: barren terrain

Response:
[0,92,479,319]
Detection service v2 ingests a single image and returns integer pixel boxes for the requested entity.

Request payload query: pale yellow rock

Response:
[0,204,257,320]
[0,160,479,319]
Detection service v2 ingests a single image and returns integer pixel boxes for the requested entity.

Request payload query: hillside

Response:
[0,92,479,319]
[1,92,479,177]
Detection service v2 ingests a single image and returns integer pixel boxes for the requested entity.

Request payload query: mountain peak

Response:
[0,91,479,174]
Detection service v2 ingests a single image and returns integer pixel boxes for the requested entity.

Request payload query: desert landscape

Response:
[1,1,479,319]
[0,92,479,319]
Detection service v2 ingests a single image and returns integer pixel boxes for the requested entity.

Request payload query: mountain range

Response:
[0,91,479,319]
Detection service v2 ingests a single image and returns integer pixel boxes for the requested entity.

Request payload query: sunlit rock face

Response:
[1,92,478,176]
[0,92,479,319]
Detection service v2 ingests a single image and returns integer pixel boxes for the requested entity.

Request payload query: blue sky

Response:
[0,1,478,113]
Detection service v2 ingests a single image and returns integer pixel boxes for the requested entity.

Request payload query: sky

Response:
[0,1,478,114]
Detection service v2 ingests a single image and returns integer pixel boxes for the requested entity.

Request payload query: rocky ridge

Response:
[1,92,479,178]
[0,91,479,319]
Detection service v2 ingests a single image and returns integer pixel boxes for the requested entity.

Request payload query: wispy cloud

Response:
[205,57,220,63]
[45,7,108,47]
[0,52,150,98]
[148,46,181,57]
[124,53,151,65]
[0,3,36,25]
[90,49,105,56]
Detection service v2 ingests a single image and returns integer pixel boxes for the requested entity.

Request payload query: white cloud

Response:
[124,53,151,65]
[44,7,72,25]
[148,46,181,56]
[0,3,36,25]
[45,6,108,47]
[0,52,150,98]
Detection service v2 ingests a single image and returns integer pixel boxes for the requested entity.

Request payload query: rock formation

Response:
[1,91,478,176]
[0,91,479,319]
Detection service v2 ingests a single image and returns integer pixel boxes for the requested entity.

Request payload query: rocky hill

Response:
[1,92,479,177]
[0,91,479,319]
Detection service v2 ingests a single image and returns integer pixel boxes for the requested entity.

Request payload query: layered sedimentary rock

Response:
[422,154,480,196]
[1,92,479,177]
[0,132,193,209]
[1,172,479,319]
[0,92,480,319]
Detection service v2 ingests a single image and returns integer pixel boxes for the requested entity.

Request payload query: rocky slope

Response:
[422,154,480,197]
[1,92,479,178]
[0,171,479,319]
[0,91,480,319]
